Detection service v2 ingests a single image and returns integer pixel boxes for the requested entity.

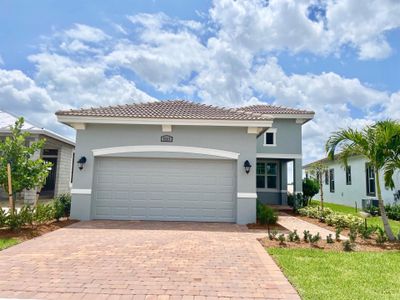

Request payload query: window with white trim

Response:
[345,166,352,185]
[263,128,277,146]
[256,162,278,189]
[329,169,335,192]
[366,164,376,196]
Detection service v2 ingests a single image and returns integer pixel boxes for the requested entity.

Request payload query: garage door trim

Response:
[92,145,240,160]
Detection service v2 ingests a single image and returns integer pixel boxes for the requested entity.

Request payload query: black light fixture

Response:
[244,160,252,174]
[77,156,87,170]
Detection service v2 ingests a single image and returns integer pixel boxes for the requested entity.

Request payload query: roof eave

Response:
[56,115,274,128]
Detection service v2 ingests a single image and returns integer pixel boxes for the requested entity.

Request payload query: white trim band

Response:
[257,153,302,159]
[71,189,92,195]
[237,193,258,198]
[92,145,240,160]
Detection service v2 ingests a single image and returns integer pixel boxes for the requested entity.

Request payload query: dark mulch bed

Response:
[0,218,78,241]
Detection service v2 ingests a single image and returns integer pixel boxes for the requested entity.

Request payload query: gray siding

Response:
[256,119,302,154]
[71,124,258,223]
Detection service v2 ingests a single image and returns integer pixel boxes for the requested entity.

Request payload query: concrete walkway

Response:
[277,214,348,240]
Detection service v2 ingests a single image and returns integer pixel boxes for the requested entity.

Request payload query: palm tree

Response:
[325,120,400,241]
[381,121,400,190]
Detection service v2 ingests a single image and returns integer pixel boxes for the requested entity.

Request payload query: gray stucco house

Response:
[56,100,313,224]
[0,110,75,202]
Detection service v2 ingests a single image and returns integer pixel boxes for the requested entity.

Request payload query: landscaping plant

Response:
[358,226,376,240]
[257,201,278,233]
[326,234,334,243]
[342,240,355,252]
[349,226,358,243]
[376,227,388,244]
[278,234,286,245]
[303,230,310,243]
[309,233,321,245]
[326,120,400,240]
[0,118,51,213]
[268,230,278,240]
[335,227,342,241]
[305,162,328,209]
[53,193,71,221]
[302,177,319,205]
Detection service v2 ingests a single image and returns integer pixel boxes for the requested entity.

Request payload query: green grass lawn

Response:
[310,200,400,234]
[268,248,400,300]
[0,238,20,250]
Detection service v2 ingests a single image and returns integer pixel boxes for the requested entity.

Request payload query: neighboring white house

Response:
[0,110,75,203]
[304,155,400,209]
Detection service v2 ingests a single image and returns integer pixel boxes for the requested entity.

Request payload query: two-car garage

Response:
[92,157,236,222]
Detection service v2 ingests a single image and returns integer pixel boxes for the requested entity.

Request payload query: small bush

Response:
[326,234,334,244]
[385,204,400,221]
[343,240,355,252]
[335,227,342,241]
[257,202,278,226]
[278,233,286,245]
[5,212,24,231]
[54,193,71,218]
[310,232,321,245]
[349,227,357,243]
[288,230,300,242]
[365,204,380,216]
[376,227,387,244]
[269,230,278,240]
[299,206,363,229]
[358,226,376,240]
[287,194,294,207]
[34,203,55,224]
[303,230,310,243]
[0,208,7,228]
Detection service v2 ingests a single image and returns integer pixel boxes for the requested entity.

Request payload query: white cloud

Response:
[65,23,110,43]
[28,53,156,108]
[209,0,400,60]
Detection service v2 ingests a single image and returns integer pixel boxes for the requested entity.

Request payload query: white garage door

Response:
[92,157,236,222]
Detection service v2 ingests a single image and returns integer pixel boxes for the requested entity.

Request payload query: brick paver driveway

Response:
[0,221,299,300]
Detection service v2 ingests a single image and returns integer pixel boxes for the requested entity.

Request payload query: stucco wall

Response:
[307,156,400,207]
[71,124,258,223]
[256,119,302,154]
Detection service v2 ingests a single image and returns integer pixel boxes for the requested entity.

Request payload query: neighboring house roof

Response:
[239,104,314,116]
[303,153,361,169]
[56,100,314,126]
[0,110,75,147]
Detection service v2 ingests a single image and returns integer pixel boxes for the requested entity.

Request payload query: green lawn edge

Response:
[0,238,20,250]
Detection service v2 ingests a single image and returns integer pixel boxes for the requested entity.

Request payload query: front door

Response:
[42,157,57,196]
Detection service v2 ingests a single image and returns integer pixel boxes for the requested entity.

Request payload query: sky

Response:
[0,0,399,163]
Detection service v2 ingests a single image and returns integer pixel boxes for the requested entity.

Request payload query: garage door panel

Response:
[93,158,236,222]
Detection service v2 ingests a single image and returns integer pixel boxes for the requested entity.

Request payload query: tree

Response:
[325,120,400,241]
[381,120,400,189]
[0,118,51,213]
[303,177,320,205]
[306,162,327,209]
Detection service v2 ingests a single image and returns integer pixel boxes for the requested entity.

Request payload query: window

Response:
[366,164,376,196]
[345,166,352,185]
[256,162,278,189]
[329,169,335,192]
[263,128,277,146]
[324,170,329,185]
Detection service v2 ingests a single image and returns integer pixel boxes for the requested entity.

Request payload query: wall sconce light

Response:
[77,156,87,170]
[244,160,252,174]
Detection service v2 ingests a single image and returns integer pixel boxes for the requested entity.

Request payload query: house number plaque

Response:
[161,135,173,142]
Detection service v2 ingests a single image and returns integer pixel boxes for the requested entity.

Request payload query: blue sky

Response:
[0,0,399,162]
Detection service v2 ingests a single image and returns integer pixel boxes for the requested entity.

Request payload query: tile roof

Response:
[56,100,313,121]
[238,104,314,115]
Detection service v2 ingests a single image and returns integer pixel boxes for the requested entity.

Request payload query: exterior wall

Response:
[54,144,74,196]
[71,124,258,224]
[256,119,302,155]
[256,119,303,205]
[306,156,400,207]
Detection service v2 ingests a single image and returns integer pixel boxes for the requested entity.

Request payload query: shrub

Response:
[0,208,7,228]
[287,194,294,207]
[303,230,310,243]
[257,202,278,226]
[293,193,307,211]
[288,230,300,242]
[303,178,319,204]
[326,234,334,243]
[310,233,321,245]
[299,206,363,229]
[54,193,71,218]
[278,234,286,245]
[335,227,342,241]
[349,227,357,243]
[365,204,380,216]
[5,212,24,231]
[385,204,400,221]
[343,240,355,252]
[358,226,376,240]
[268,230,278,240]
[18,206,34,226]
[376,227,387,244]
[34,203,55,224]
